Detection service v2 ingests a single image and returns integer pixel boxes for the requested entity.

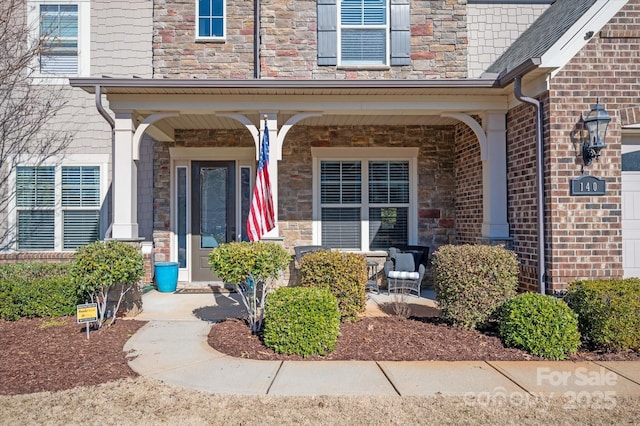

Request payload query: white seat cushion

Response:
[388,271,419,280]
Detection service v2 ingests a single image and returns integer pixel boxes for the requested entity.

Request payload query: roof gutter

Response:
[514,75,546,295]
[70,77,501,91]
[497,58,542,88]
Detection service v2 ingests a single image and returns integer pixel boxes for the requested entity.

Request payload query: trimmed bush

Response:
[567,279,640,352]
[208,242,291,333]
[432,244,519,329]
[71,240,145,328]
[208,241,291,286]
[298,250,367,322]
[498,293,581,360]
[0,262,79,320]
[263,286,340,357]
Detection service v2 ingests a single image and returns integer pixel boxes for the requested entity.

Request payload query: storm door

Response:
[191,161,236,281]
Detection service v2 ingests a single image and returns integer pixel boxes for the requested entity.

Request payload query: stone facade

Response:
[153,0,468,79]
[152,124,457,266]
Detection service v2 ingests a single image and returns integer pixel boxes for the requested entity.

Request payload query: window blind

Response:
[40,4,78,74]
[63,210,100,249]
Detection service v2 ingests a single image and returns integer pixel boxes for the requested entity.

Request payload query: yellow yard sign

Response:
[77,303,98,323]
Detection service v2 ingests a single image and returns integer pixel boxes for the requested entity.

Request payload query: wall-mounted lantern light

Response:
[582,99,611,166]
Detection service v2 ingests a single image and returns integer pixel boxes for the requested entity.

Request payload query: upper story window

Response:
[196,0,225,40]
[39,4,78,74]
[339,0,388,66]
[318,0,409,67]
[28,1,90,78]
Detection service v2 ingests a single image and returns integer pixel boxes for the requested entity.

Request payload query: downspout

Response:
[514,76,546,295]
[95,85,114,130]
[254,0,260,79]
[94,85,115,238]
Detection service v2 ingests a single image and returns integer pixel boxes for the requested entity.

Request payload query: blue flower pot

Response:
[155,262,179,292]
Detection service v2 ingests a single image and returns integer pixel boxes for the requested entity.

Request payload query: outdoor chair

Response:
[384,247,425,297]
[294,245,326,262]
[294,245,327,267]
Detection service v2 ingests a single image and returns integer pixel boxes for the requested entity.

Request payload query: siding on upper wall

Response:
[33,0,154,154]
[467,3,549,78]
[92,0,153,78]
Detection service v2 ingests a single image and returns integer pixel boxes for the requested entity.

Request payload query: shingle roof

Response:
[486,0,598,75]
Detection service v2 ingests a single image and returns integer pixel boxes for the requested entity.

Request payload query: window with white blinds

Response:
[320,160,409,250]
[39,4,79,75]
[339,0,388,65]
[16,165,101,251]
[16,167,55,250]
[62,166,100,249]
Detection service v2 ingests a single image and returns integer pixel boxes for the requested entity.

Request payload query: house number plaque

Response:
[570,175,606,196]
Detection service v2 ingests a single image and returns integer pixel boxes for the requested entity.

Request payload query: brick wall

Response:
[453,118,482,245]
[539,1,640,290]
[0,252,75,264]
[153,0,467,79]
[0,250,154,285]
[503,1,640,292]
[506,99,546,292]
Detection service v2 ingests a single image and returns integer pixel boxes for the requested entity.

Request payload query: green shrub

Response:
[71,240,145,328]
[208,241,291,286]
[208,242,291,333]
[298,250,367,322]
[0,262,79,320]
[432,244,519,329]
[498,293,581,360]
[567,279,640,352]
[263,286,340,357]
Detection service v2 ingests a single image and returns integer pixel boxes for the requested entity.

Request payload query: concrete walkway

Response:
[124,290,640,397]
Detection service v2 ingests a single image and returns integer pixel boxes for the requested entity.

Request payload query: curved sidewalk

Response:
[123,290,640,397]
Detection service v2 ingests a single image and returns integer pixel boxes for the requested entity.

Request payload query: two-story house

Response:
[5,0,640,294]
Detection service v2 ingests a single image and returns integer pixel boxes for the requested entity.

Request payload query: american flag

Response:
[247,120,275,241]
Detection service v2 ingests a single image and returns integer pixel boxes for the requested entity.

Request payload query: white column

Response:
[481,111,510,239]
[111,110,139,239]
[261,112,280,238]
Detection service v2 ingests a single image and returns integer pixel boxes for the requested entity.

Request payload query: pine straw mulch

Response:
[0,316,146,395]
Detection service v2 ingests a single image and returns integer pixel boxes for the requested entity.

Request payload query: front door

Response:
[191,161,236,281]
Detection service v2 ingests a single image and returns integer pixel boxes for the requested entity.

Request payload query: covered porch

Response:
[69,76,537,285]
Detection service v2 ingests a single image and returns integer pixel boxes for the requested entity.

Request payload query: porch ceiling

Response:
[71,77,518,131]
[159,113,459,129]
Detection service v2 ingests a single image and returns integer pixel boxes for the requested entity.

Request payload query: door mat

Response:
[174,287,235,294]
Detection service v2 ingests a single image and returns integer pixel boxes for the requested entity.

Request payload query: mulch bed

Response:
[1,311,638,396]
[0,316,146,395]
[208,316,640,362]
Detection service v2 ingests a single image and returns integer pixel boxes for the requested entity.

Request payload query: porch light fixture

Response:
[582,99,611,166]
